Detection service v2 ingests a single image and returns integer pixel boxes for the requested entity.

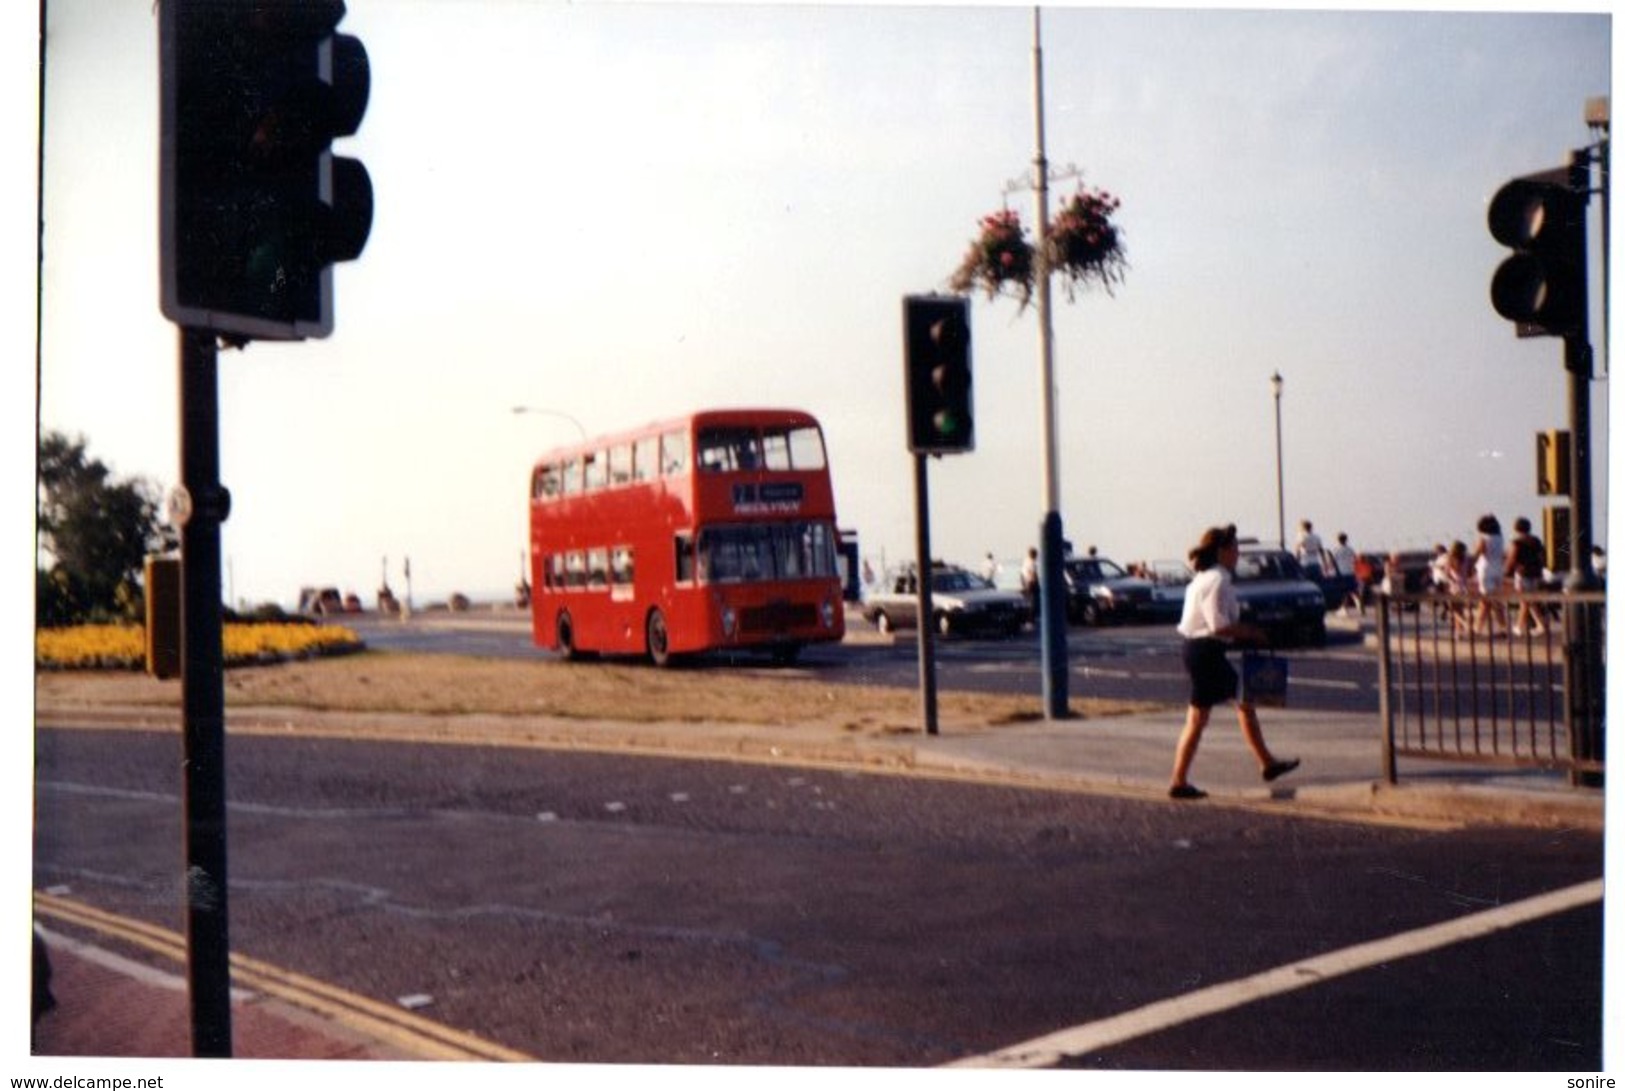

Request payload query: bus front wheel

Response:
[646,608,673,668]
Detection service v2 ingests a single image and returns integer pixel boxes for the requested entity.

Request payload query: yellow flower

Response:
[36,623,363,671]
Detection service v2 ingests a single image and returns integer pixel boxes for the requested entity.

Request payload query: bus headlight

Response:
[721,604,738,638]
[821,598,837,629]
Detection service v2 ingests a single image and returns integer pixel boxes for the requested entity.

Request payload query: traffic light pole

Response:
[1563,147,1600,593]
[1563,328,1605,786]
[912,454,939,736]
[1561,152,1604,786]
[178,327,233,1057]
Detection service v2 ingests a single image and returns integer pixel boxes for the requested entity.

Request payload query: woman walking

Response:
[1169,525,1300,800]
[1471,514,1508,636]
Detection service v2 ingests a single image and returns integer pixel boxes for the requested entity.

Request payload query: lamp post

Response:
[510,405,589,444]
[1030,7,1069,720]
[1271,372,1285,549]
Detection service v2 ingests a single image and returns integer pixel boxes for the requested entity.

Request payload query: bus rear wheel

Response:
[646,608,673,668]
[556,612,579,661]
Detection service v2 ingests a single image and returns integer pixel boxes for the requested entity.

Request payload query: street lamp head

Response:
[1270,372,1283,398]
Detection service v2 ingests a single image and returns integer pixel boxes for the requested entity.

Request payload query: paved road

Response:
[346,609,1383,712]
[35,724,1603,1068]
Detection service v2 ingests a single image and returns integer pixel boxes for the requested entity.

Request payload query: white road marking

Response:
[946,878,1603,1069]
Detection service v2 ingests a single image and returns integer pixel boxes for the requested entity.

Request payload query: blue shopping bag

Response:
[1240,650,1289,708]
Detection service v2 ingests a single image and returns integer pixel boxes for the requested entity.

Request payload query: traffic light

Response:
[1487,167,1587,338]
[160,0,373,342]
[903,295,973,454]
[1536,429,1571,497]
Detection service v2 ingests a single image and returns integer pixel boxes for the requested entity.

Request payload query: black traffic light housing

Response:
[1487,166,1587,339]
[160,0,373,343]
[904,295,973,455]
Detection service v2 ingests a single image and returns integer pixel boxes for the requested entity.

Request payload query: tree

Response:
[36,432,174,625]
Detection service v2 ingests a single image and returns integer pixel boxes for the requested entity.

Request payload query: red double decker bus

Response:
[528,408,846,665]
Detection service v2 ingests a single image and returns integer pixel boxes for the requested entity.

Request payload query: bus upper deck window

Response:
[787,426,826,470]
[662,431,689,476]
[634,436,658,482]
[609,444,633,487]
[533,465,562,501]
[560,458,582,496]
[698,428,761,472]
[584,451,607,492]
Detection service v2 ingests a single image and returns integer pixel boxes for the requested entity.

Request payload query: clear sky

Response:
[31,1,1613,612]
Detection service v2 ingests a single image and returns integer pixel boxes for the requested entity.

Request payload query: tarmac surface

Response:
[28,613,1609,1064]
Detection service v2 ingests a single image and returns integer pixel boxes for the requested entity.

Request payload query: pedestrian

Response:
[1352,551,1376,615]
[1330,532,1360,614]
[1376,551,1400,598]
[981,552,1000,585]
[1294,520,1328,580]
[1168,524,1301,801]
[1442,540,1473,634]
[1471,514,1507,635]
[1020,547,1039,619]
[1505,516,1548,636]
[1428,544,1451,594]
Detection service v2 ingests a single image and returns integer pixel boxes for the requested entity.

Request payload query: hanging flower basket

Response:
[949,208,1036,308]
[1047,186,1127,296]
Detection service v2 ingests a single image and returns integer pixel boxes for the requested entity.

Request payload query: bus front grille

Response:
[740,601,818,635]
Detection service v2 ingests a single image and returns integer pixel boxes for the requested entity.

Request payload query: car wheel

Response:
[646,608,673,668]
[1079,600,1101,627]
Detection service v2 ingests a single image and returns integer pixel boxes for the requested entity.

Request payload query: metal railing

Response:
[1375,590,1605,783]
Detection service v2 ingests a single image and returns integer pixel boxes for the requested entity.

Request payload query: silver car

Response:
[862,565,1028,638]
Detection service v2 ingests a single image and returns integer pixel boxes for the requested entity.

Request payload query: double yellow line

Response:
[33,891,532,1062]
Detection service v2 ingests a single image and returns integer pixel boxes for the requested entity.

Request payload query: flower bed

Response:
[35,623,364,671]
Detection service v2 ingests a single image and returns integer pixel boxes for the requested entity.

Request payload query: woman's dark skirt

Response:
[1182,637,1237,709]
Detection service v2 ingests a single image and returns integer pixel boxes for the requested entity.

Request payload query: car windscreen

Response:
[1067,560,1127,580]
[932,570,988,593]
[1236,552,1303,581]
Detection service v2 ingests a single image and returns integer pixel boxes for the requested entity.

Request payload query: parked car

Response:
[1307,562,1358,609]
[862,564,1028,638]
[1364,550,1437,596]
[1061,556,1155,626]
[1233,546,1328,646]
[297,586,350,616]
[1145,559,1193,622]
